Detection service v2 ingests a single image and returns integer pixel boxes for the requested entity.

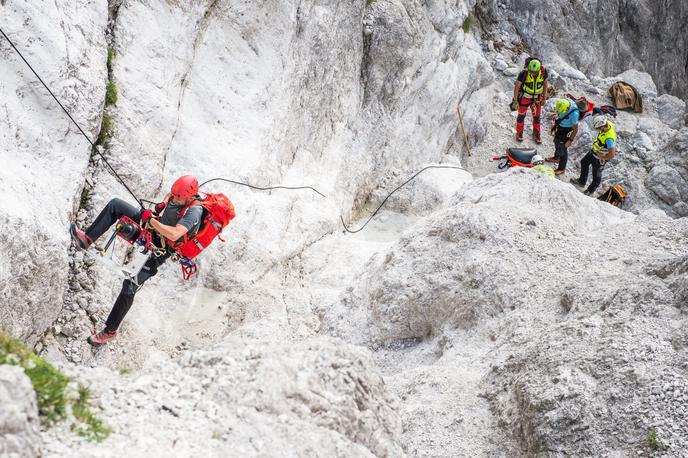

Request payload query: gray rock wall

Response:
[326,170,688,455]
[645,128,688,217]
[0,1,108,344]
[0,365,41,457]
[42,326,403,456]
[475,0,688,100]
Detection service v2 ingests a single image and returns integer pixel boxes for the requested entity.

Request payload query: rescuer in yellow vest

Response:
[570,115,618,196]
[512,57,548,144]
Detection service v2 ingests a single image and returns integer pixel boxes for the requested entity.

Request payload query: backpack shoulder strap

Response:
[555,106,579,126]
[179,196,204,217]
[174,196,204,244]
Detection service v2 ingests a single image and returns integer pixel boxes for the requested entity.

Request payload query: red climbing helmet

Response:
[170,175,199,200]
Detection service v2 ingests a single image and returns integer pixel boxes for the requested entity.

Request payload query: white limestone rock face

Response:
[327,170,688,455]
[484,218,688,455]
[0,1,108,344]
[326,169,633,345]
[42,324,402,457]
[365,163,473,217]
[0,365,41,457]
[75,0,492,354]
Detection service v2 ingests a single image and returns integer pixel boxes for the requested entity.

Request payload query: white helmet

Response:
[592,115,608,129]
[531,154,544,165]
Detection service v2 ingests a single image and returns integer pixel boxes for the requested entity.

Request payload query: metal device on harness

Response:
[90,216,161,285]
[88,215,199,283]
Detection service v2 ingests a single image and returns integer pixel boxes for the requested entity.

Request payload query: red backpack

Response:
[171,193,236,260]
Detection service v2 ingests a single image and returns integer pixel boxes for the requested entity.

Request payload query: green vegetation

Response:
[0,330,70,426]
[647,427,667,451]
[118,367,131,376]
[79,187,91,210]
[96,112,113,146]
[105,81,118,106]
[0,330,110,441]
[107,47,116,74]
[366,0,377,5]
[462,14,475,34]
[71,385,112,442]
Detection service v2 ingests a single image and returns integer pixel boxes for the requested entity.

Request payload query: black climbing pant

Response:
[85,197,144,241]
[554,126,573,171]
[85,198,170,332]
[104,252,170,332]
[578,150,605,194]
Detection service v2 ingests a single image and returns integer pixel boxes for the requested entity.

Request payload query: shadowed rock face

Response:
[645,128,688,217]
[475,0,688,100]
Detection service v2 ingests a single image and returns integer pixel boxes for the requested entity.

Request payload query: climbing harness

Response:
[0,26,145,209]
[90,216,159,285]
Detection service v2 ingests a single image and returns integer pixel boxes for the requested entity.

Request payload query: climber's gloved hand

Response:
[140,209,154,224]
[510,99,519,111]
[154,202,166,215]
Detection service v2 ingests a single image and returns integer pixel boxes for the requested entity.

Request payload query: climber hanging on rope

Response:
[70,175,216,346]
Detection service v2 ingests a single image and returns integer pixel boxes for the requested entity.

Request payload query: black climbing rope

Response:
[0,26,144,209]
[340,165,466,234]
[199,177,327,198]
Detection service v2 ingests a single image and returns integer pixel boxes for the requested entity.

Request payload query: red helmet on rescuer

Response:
[170,175,199,200]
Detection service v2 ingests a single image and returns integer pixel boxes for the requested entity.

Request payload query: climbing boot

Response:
[87,329,117,346]
[69,224,93,251]
[569,177,585,188]
[554,169,565,176]
[545,156,560,164]
[516,133,524,142]
[533,131,542,144]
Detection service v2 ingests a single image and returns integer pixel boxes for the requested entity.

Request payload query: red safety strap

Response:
[180,260,198,281]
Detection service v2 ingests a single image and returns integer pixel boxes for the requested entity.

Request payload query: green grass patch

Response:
[71,385,112,442]
[366,0,377,5]
[118,367,131,376]
[96,112,113,147]
[0,330,70,426]
[105,81,118,106]
[107,48,116,74]
[79,187,91,210]
[647,427,667,451]
[462,14,474,34]
[0,330,110,441]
